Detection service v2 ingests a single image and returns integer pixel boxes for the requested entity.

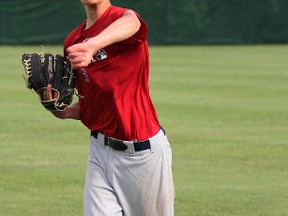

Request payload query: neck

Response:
[84,2,111,29]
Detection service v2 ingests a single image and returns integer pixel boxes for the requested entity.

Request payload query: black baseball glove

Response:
[21,53,76,111]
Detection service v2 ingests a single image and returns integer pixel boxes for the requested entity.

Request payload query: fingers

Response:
[70,57,88,69]
[53,90,58,99]
[43,84,53,100]
[42,84,58,101]
[66,44,93,69]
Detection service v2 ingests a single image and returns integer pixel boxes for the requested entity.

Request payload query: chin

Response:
[81,0,103,5]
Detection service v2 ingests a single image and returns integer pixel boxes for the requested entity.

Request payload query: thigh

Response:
[112,140,175,216]
[84,138,123,216]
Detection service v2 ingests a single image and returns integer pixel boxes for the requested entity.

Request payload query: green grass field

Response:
[0,45,288,216]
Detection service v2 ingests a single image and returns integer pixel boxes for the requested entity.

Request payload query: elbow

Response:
[133,16,141,33]
[125,10,141,34]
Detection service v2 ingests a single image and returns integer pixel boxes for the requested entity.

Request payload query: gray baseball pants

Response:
[84,129,174,216]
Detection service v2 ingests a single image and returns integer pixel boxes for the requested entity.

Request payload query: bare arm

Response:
[41,10,140,119]
[66,10,141,69]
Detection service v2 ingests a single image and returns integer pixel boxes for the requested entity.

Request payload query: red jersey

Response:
[64,6,160,141]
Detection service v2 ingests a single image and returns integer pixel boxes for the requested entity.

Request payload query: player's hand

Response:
[42,84,58,100]
[66,43,95,69]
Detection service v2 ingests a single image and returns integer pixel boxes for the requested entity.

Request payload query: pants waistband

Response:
[90,128,167,154]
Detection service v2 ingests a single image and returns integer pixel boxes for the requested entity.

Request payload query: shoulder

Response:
[64,21,86,51]
[109,5,127,16]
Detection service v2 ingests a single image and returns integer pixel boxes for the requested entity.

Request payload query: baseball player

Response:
[43,0,174,215]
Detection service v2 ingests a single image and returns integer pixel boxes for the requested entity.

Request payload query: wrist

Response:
[85,38,101,55]
[51,110,67,119]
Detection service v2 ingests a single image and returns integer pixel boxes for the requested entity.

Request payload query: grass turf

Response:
[0,45,287,215]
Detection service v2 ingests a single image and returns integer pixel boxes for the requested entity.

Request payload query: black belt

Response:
[91,127,165,152]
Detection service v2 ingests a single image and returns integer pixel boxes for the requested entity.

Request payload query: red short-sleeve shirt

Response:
[64,6,160,141]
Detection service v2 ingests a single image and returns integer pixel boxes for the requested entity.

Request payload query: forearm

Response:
[51,102,80,120]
